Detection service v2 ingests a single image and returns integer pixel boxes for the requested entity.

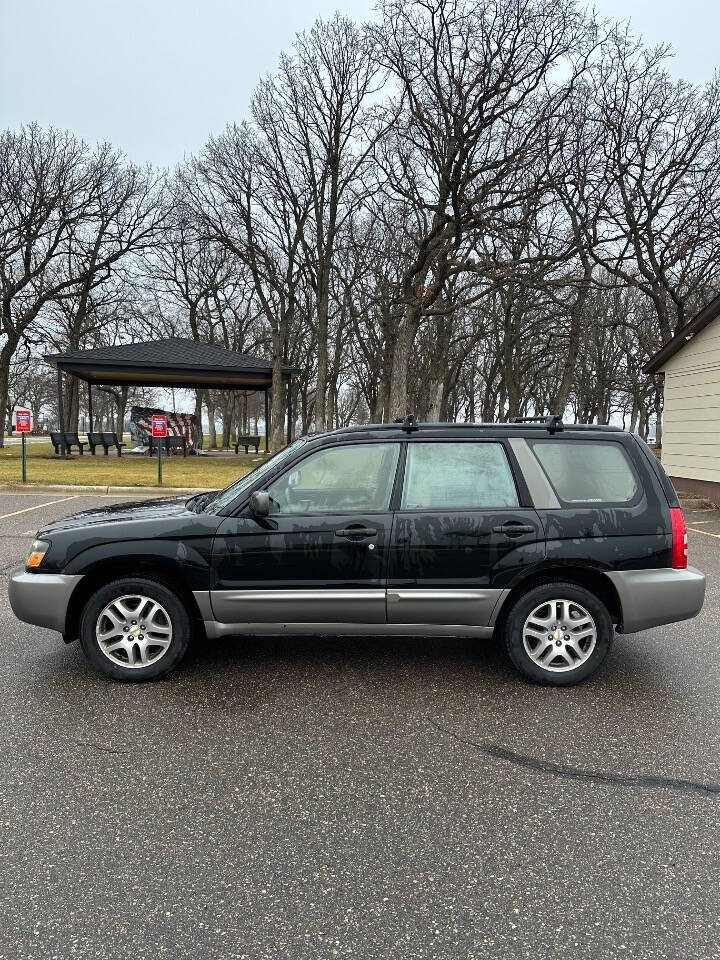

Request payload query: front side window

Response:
[267,442,400,514]
[206,438,306,513]
[400,442,519,510]
[531,440,638,504]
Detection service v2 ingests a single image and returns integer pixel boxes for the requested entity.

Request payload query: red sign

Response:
[14,408,32,433]
[151,414,167,438]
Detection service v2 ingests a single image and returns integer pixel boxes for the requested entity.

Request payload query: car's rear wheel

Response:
[79,577,191,681]
[503,581,613,686]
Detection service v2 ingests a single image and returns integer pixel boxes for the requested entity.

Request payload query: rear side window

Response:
[400,441,519,509]
[531,440,639,505]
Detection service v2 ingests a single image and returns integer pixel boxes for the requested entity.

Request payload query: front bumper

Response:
[605,566,706,634]
[8,568,84,634]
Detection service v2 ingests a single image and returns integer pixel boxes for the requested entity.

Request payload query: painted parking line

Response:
[0,496,79,521]
[687,526,720,540]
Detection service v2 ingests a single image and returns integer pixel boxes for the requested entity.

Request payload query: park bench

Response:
[147,434,187,457]
[234,434,261,455]
[50,431,85,455]
[87,431,125,456]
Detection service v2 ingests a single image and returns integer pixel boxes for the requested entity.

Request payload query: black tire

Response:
[502,580,613,686]
[79,577,191,682]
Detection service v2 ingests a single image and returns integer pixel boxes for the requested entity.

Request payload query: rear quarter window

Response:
[530,440,639,505]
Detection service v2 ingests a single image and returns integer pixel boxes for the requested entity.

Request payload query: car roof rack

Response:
[327,418,623,437]
[394,414,419,433]
[511,415,564,435]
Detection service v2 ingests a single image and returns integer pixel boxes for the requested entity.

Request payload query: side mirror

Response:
[249,490,270,516]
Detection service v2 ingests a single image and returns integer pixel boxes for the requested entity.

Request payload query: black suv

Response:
[9,417,705,686]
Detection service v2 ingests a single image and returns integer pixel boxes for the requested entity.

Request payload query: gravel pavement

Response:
[1,493,718,960]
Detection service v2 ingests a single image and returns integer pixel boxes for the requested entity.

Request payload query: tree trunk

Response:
[653,389,663,446]
[0,364,10,449]
[270,330,286,451]
[64,374,80,432]
[427,379,444,422]
[314,283,329,431]
[220,398,233,449]
[194,390,204,451]
[0,332,22,448]
[206,395,217,449]
[553,270,591,414]
[115,387,129,440]
[388,307,420,420]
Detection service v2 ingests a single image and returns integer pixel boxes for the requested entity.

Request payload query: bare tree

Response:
[186,124,311,450]
[590,32,720,341]
[0,126,162,442]
[252,16,384,430]
[5,350,55,431]
[371,0,594,418]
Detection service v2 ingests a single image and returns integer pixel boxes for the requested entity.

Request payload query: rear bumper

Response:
[605,566,706,634]
[8,569,83,634]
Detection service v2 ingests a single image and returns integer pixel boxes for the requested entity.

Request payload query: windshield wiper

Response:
[186,491,218,513]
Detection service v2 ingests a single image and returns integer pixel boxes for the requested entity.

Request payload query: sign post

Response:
[151,414,167,486]
[13,408,32,483]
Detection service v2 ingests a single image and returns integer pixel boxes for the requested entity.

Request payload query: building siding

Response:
[661,319,720,483]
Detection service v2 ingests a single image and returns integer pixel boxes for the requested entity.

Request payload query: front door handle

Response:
[492,522,536,537]
[335,526,377,540]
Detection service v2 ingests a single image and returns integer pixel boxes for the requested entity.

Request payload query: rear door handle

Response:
[335,526,377,540]
[492,522,536,537]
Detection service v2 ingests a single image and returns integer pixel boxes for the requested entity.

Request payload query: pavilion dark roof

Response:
[45,337,298,389]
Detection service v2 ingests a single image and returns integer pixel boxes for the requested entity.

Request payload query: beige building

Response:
[645,293,720,503]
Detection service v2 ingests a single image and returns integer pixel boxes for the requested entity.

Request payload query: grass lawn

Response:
[0,441,263,489]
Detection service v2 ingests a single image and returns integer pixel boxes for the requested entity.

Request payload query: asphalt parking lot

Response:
[1,492,719,960]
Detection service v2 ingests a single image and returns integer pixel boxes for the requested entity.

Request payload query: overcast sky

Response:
[0,0,717,168]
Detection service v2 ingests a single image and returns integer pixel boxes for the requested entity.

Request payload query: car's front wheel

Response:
[503,581,613,686]
[79,577,191,681]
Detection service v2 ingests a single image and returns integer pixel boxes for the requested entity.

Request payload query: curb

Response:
[678,496,716,512]
[0,483,208,496]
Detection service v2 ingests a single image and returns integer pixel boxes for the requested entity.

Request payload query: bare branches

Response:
[2,2,719,443]
[0,125,164,441]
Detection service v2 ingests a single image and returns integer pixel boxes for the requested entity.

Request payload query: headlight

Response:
[27,539,50,569]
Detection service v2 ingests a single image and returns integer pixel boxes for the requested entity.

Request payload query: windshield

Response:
[205,438,306,513]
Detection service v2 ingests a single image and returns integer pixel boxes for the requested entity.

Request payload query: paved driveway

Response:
[0,493,718,960]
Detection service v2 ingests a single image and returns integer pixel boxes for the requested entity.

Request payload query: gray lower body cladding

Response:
[8,569,84,634]
[197,572,706,640]
[605,566,706,633]
[196,587,508,629]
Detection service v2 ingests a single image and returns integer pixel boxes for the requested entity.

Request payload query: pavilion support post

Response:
[56,368,67,459]
[286,379,292,445]
[87,381,94,438]
[264,388,270,454]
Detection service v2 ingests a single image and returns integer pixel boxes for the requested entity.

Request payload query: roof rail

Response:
[511,415,564,435]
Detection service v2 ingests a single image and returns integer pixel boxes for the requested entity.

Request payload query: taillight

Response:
[669,507,688,569]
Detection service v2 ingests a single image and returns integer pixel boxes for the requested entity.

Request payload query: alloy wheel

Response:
[522,598,597,673]
[95,594,173,669]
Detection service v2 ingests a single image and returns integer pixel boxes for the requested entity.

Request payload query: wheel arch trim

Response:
[63,552,205,641]
[492,564,624,630]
